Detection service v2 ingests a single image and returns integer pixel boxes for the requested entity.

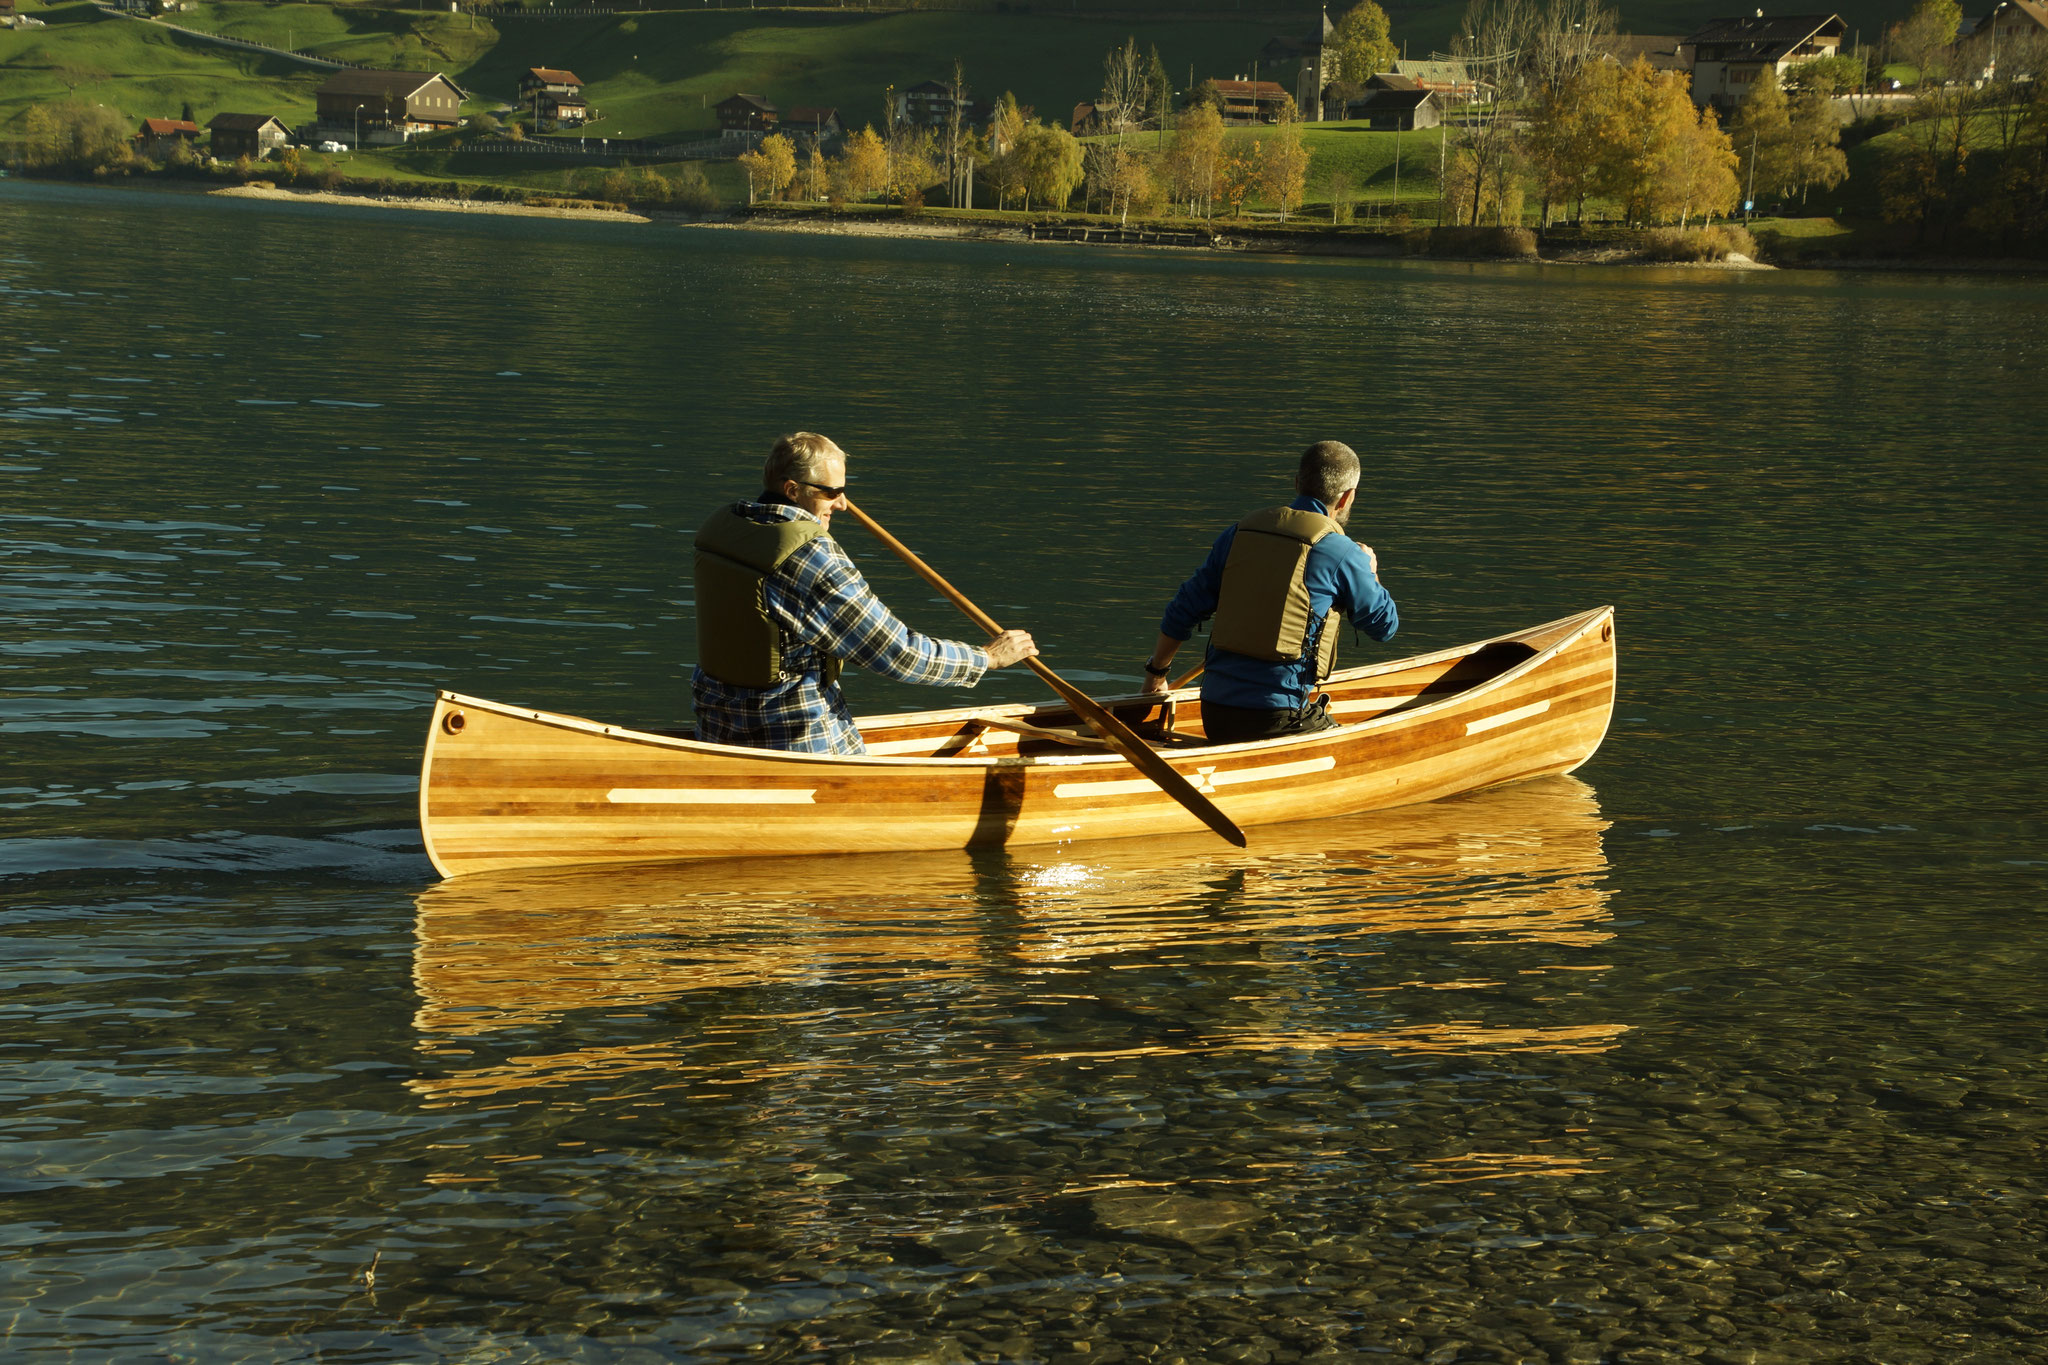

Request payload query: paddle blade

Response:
[1029,661,1247,848]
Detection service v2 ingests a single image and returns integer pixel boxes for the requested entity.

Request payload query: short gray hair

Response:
[1296,440,1360,504]
[763,432,842,493]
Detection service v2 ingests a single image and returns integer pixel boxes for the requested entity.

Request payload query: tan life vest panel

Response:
[1209,505,1345,682]
[693,505,839,690]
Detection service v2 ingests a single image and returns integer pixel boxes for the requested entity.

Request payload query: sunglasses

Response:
[798,481,849,499]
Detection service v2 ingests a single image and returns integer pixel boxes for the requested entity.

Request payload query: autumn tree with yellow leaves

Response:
[1260,101,1313,221]
[1161,100,1224,217]
[833,126,889,202]
[736,133,796,204]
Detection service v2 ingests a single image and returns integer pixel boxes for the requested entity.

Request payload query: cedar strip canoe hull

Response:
[419,607,1617,878]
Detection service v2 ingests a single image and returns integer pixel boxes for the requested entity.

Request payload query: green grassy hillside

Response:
[434,11,1288,142]
[1,3,327,131]
[176,0,499,71]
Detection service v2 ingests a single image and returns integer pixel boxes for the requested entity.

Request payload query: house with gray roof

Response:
[314,71,468,144]
[1684,13,1846,110]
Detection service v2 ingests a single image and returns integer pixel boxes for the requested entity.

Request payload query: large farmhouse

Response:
[314,70,467,143]
[1684,13,1846,110]
[715,93,779,138]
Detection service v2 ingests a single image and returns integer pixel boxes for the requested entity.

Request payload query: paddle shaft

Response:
[841,500,1245,848]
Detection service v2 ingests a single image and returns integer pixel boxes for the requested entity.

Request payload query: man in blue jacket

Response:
[1139,441,1398,744]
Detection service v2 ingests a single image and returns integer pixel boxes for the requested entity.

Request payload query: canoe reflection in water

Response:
[408,776,1624,1105]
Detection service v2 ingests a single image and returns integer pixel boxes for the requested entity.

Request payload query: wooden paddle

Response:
[842,499,1245,849]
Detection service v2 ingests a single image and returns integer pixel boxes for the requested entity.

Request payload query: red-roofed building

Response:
[519,67,584,100]
[136,118,202,154]
[518,67,586,125]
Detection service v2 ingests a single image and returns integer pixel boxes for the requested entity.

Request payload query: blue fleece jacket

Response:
[1159,495,1399,711]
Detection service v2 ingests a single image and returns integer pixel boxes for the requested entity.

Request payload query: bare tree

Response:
[1100,35,1150,145]
[1450,0,1615,225]
[1524,0,1616,95]
[946,59,968,207]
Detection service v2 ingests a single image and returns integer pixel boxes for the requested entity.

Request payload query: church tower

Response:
[1296,4,1336,121]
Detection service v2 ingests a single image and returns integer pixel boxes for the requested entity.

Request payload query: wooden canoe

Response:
[419,605,1616,879]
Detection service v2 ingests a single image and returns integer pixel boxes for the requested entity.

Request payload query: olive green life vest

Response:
[693,504,840,690]
[1210,505,1344,683]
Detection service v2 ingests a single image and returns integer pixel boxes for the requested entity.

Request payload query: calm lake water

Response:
[2,180,2043,1365]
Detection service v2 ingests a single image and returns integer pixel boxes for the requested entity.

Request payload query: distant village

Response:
[111,5,1998,168]
[16,0,2043,249]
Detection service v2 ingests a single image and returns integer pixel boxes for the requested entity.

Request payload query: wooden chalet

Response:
[314,70,467,139]
[1344,87,1439,131]
[518,66,583,101]
[517,67,587,127]
[1209,78,1290,125]
[135,118,201,154]
[1684,13,1846,109]
[715,93,778,138]
[206,112,290,160]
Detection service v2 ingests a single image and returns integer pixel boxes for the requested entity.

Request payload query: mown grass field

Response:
[1089,123,1454,217]
[175,0,499,72]
[0,2,327,131]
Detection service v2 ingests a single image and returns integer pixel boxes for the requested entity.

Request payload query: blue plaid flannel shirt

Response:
[691,501,989,755]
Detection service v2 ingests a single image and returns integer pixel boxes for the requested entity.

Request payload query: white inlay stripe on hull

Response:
[862,735,1014,756]
[1328,695,1409,716]
[1465,698,1551,735]
[1054,754,1335,800]
[608,788,817,804]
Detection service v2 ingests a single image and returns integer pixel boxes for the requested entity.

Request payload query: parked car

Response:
[315,140,348,153]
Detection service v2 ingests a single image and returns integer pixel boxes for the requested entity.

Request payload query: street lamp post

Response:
[1744,126,1758,219]
[354,103,363,149]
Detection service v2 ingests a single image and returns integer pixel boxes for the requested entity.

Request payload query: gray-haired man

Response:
[1140,440,1398,745]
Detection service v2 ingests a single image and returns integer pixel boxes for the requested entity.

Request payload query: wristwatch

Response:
[1142,659,1171,678]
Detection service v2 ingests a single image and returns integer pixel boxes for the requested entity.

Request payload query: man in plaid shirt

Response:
[692,433,1037,755]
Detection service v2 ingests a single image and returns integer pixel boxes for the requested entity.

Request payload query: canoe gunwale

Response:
[426,606,1614,774]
